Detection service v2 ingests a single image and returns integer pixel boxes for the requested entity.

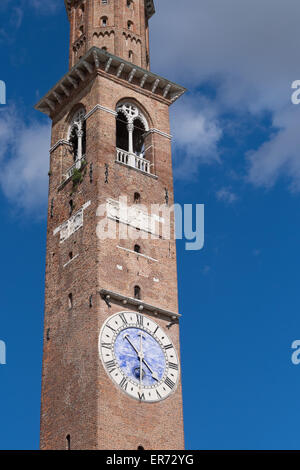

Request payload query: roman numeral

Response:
[120,377,128,390]
[165,377,175,389]
[156,390,162,399]
[153,326,159,335]
[138,391,145,401]
[168,362,178,370]
[101,342,112,350]
[136,314,143,327]
[164,344,173,350]
[106,324,116,333]
[105,360,116,373]
[119,313,128,325]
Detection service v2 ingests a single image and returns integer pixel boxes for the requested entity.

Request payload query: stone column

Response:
[127,122,136,168]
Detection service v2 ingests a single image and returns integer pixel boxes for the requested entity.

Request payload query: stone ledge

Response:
[35,46,186,116]
[99,288,181,321]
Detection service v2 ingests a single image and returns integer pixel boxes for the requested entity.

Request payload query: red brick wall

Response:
[69,0,150,70]
[40,69,185,450]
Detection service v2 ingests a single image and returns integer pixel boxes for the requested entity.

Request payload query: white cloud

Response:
[10,7,23,29]
[28,0,61,15]
[150,0,300,191]
[216,187,238,204]
[0,108,50,216]
[247,107,300,191]
[171,95,222,179]
[0,0,61,44]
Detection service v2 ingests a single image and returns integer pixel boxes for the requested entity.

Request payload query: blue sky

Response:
[1,0,300,450]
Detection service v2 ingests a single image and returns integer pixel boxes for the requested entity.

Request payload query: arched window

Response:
[128,50,134,62]
[134,244,141,253]
[127,20,133,30]
[134,285,141,300]
[101,16,108,27]
[116,103,148,155]
[68,293,73,309]
[116,110,129,151]
[68,107,86,164]
[134,192,141,203]
[116,102,153,173]
[133,117,146,156]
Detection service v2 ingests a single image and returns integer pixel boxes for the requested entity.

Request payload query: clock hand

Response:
[137,333,159,382]
[124,333,159,382]
[138,333,144,389]
[141,358,159,381]
[123,334,140,357]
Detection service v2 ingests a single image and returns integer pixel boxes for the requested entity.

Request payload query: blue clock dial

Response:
[114,327,166,387]
[99,312,179,402]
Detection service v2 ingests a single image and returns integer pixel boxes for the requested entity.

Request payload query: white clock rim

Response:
[98,311,180,403]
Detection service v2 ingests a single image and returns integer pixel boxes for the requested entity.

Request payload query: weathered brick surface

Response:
[69,0,150,70]
[40,0,184,451]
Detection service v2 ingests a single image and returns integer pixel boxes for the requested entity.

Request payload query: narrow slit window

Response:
[134,285,141,300]
[68,293,73,309]
[101,16,108,27]
[66,434,71,450]
[134,192,141,203]
[69,200,73,216]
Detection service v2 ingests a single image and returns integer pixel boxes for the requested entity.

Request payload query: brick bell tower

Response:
[36,0,186,450]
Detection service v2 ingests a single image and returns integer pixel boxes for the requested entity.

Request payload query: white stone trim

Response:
[63,254,79,268]
[50,139,72,154]
[84,104,117,120]
[107,198,163,236]
[53,200,91,242]
[148,128,172,140]
[117,245,158,262]
[116,102,149,132]
[49,125,171,158]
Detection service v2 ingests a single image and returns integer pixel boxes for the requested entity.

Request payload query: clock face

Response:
[99,311,180,403]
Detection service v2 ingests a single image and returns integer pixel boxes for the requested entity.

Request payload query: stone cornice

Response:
[34,46,186,116]
[99,288,181,321]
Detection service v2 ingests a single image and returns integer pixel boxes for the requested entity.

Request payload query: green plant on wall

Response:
[72,168,83,187]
